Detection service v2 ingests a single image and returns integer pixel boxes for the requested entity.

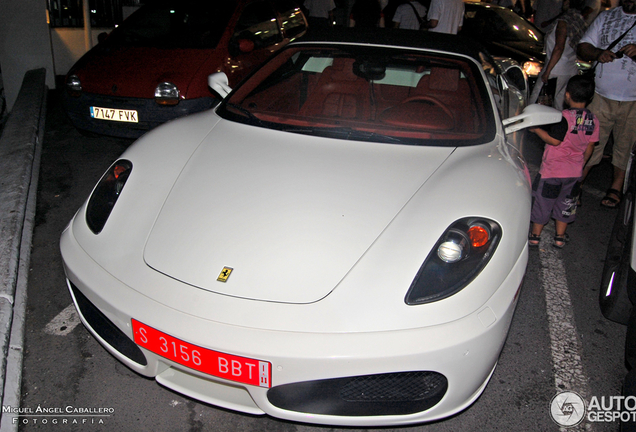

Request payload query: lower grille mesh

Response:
[268,371,447,416]
[340,371,447,402]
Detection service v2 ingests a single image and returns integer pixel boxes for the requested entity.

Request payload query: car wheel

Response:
[599,187,633,324]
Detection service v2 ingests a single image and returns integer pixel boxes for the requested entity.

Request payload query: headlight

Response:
[86,160,133,234]
[522,61,542,78]
[66,74,82,97]
[155,82,180,105]
[405,218,501,305]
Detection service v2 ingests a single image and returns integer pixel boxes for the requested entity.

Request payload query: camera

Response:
[615,51,636,61]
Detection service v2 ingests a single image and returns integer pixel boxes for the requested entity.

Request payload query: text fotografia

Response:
[12,418,106,426]
[550,392,636,427]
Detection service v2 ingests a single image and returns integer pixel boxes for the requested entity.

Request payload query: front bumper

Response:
[60,225,526,427]
[62,91,219,139]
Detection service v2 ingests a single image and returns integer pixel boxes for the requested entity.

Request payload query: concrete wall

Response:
[0,0,55,111]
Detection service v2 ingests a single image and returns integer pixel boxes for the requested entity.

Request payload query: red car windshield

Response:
[219,45,496,146]
[107,0,237,49]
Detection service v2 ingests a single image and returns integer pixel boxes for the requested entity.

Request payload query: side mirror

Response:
[238,39,255,53]
[208,72,232,99]
[229,36,255,56]
[502,104,562,134]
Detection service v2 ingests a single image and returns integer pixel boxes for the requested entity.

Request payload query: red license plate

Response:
[132,319,271,388]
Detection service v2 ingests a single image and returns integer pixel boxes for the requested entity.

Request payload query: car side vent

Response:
[268,371,447,416]
[69,282,147,366]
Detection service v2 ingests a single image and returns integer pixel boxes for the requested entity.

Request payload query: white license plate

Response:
[90,106,138,123]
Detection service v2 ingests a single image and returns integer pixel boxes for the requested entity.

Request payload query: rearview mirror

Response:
[502,104,562,134]
[208,72,232,99]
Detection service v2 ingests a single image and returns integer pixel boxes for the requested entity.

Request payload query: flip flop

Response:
[553,233,570,249]
[528,233,541,247]
[601,188,621,209]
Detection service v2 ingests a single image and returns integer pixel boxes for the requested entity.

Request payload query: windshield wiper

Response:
[323,128,405,144]
[282,126,405,144]
[223,103,265,126]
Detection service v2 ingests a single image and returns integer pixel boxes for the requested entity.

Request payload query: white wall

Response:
[50,28,114,77]
[0,0,56,111]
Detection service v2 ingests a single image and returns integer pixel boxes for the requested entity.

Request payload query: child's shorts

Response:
[531,175,581,225]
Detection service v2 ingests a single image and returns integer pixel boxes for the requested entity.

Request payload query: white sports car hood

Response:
[144,121,455,304]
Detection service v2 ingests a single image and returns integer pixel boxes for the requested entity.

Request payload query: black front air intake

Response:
[268,371,447,416]
[69,282,147,366]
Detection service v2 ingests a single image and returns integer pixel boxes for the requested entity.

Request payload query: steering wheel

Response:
[400,95,455,121]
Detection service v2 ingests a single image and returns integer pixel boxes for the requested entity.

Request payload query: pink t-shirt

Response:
[539,108,599,179]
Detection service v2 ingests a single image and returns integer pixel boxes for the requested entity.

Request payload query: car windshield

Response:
[464,5,542,44]
[218,45,496,146]
[107,0,237,49]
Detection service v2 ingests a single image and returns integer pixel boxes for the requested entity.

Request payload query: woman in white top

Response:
[529,0,588,110]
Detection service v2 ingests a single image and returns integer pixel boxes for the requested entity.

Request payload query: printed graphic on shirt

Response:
[598,10,636,50]
[570,109,595,135]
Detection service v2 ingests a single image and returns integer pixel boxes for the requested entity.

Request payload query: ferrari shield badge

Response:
[217,267,233,283]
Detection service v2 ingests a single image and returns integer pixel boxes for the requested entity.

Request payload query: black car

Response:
[599,148,636,430]
[461,2,545,85]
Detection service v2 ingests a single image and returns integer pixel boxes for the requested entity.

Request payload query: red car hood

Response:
[75,46,217,99]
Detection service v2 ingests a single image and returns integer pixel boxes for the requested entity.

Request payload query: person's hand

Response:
[597,49,618,63]
[541,72,550,84]
[617,44,636,60]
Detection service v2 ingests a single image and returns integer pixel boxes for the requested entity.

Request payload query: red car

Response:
[63,0,307,138]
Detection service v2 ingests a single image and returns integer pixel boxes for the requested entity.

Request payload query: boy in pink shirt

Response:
[528,75,600,248]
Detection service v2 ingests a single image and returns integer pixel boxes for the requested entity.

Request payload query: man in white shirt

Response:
[578,0,636,207]
[426,0,464,35]
[392,1,427,30]
[304,0,336,28]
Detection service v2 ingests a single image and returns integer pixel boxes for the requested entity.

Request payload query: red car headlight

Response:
[405,218,501,305]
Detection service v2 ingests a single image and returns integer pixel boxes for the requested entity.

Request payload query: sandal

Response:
[528,233,541,247]
[601,188,622,209]
[553,233,570,249]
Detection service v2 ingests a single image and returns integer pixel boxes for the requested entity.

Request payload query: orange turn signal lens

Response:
[113,163,128,179]
[468,225,489,248]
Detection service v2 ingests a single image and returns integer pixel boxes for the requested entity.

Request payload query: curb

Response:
[0,68,47,431]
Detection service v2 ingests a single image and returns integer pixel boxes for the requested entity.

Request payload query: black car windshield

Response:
[218,45,496,146]
[464,5,542,44]
[107,0,237,49]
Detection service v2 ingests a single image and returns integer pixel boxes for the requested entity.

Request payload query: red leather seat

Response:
[299,58,370,120]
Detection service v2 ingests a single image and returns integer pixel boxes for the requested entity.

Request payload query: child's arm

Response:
[584,141,597,165]
[530,127,562,147]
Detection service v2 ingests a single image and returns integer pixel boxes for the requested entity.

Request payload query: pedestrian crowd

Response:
[302,0,465,34]
[302,0,636,248]
[524,0,636,248]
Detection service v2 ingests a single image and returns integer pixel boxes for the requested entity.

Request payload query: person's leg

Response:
[603,100,636,207]
[529,222,544,246]
[583,94,614,183]
[553,74,570,111]
[554,219,568,247]
[530,176,558,246]
[552,178,578,248]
